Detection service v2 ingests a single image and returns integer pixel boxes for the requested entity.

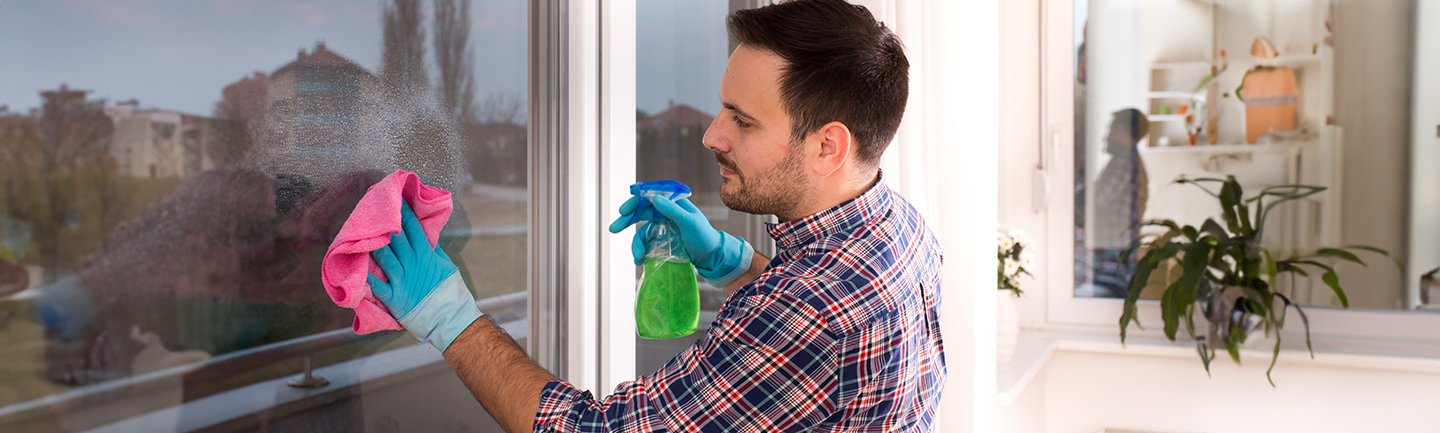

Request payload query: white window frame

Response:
[1012,0,1440,355]
[566,2,1004,431]
[528,0,636,396]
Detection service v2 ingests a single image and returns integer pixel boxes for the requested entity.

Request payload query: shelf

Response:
[1150,60,1211,70]
[1147,91,1203,100]
[1147,114,1187,123]
[1273,53,1322,65]
[1138,142,1305,155]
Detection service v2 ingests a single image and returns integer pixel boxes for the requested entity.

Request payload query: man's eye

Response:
[732,115,750,128]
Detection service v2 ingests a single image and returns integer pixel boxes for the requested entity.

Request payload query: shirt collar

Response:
[766,171,893,252]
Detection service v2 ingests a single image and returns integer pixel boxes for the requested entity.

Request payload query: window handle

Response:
[1032,130,1060,213]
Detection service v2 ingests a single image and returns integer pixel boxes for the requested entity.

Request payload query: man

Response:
[365,1,945,431]
[1089,108,1149,297]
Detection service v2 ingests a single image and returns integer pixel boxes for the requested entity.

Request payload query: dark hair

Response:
[1110,108,1150,142]
[727,0,909,166]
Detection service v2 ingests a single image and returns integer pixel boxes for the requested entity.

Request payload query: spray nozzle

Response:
[625,180,692,225]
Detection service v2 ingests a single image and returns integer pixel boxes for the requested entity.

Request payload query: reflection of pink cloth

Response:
[322,170,452,334]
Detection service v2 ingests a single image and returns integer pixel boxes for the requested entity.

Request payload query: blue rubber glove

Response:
[608,195,754,287]
[35,276,96,343]
[368,203,482,353]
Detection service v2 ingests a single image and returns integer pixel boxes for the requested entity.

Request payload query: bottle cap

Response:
[626,180,691,225]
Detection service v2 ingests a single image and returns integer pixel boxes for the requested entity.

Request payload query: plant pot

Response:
[997,290,1020,364]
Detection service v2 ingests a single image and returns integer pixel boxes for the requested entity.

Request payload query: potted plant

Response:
[1119,176,1399,384]
[997,226,1034,363]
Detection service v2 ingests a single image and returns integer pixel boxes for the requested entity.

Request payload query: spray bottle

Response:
[626,180,700,339]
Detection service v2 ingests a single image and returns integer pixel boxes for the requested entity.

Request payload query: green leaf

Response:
[1138,219,1185,236]
[1181,225,1199,242]
[1293,303,1314,357]
[1174,177,1224,198]
[1263,249,1279,292]
[1162,243,1211,341]
[1220,180,1242,234]
[1275,292,1315,359]
[1200,219,1230,243]
[1345,245,1406,272]
[1240,287,1270,318]
[1198,337,1214,375]
[1124,230,1179,264]
[1234,70,1248,101]
[1237,202,1254,235]
[1267,327,1282,387]
[1297,260,1349,308]
[1314,248,1366,267]
[1195,73,1219,94]
[1225,331,1242,364]
[1256,186,1326,234]
[1277,261,1310,277]
[1120,242,1182,342]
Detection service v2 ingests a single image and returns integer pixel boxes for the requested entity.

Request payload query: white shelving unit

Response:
[1136,1,1342,306]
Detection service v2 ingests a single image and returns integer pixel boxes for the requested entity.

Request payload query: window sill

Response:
[998,330,1440,407]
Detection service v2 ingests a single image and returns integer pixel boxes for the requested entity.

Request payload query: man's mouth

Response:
[716,156,739,177]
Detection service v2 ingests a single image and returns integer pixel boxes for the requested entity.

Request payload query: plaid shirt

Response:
[534,175,946,432]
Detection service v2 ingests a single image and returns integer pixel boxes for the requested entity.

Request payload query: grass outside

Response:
[0,301,73,408]
[453,189,527,301]
[0,186,527,411]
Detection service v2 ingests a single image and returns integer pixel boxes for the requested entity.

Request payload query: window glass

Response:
[634,0,772,375]
[1073,0,1423,311]
[0,1,529,431]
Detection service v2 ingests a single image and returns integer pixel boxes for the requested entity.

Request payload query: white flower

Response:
[1004,260,1019,277]
[998,225,1033,251]
[1020,252,1036,268]
[1014,232,1034,249]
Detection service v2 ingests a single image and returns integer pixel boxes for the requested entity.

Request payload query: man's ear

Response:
[811,121,852,178]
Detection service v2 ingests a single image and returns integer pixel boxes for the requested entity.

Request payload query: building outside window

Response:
[632,0,775,376]
[0,1,531,431]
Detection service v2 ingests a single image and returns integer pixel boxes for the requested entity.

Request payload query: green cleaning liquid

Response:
[636,258,700,339]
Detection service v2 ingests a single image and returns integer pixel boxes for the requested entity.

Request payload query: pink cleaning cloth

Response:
[322,169,453,334]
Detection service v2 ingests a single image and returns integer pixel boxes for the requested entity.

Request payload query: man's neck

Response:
[775,169,880,222]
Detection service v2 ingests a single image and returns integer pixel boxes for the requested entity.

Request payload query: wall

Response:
[1002,347,1440,433]
[1333,0,1414,309]
[1411,0,1440,304]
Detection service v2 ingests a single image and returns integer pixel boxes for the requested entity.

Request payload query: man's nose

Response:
[702,115,725,152]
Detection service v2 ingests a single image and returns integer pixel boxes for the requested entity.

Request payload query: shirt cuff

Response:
[533,379,592,432]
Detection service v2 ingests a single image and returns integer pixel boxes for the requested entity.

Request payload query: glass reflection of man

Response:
[1091,108,1150,297]
[362,1,946,431]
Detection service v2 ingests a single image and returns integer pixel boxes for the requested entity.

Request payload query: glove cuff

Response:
[697,235,754,288]
[397,271,484,353]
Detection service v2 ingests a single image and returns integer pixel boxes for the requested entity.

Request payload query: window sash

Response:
[1024,0,1440,352]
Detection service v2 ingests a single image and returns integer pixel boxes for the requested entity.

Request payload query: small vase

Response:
[997,290,1020,364]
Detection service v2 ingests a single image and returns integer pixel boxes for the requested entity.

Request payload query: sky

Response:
[0,0,528,117]
[635,0,731,117]
[0,0,731,120]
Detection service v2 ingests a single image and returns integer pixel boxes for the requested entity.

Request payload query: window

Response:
[1018,0,1440,346]
[632,0,775,376]
[1072,0,1418,309]
[0,1,537,431]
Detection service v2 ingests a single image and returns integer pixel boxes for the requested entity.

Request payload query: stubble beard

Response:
[717,149,809,218]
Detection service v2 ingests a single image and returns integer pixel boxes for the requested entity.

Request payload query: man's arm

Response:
[441,248,763,433]
[443,316,554,433]
[720,251,769,295]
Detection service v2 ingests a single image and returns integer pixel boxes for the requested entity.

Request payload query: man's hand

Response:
[369,203,482,353]
[608,195,754,288]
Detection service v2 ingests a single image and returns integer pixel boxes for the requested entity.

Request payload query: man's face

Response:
[704,44,810,218]
[1105,120,1134,154]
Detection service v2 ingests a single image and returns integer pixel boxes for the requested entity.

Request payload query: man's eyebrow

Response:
[723,102,759,125]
